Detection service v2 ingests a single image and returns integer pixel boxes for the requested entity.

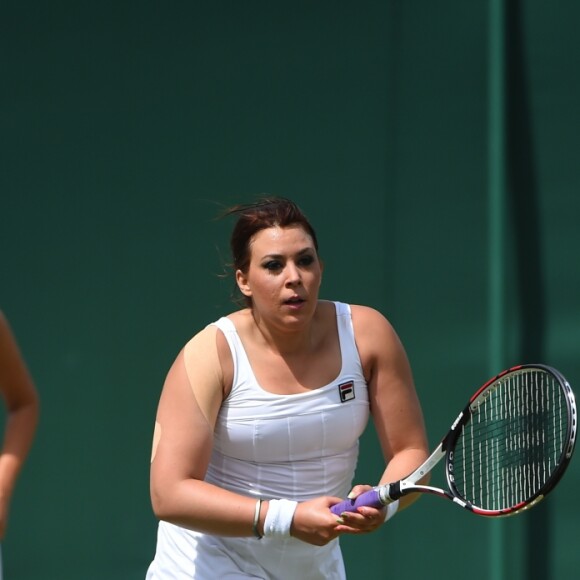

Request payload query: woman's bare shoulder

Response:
[349,303,392,329]
[349,304,402,356]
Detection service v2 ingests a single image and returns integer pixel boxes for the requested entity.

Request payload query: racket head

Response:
[445,364,577,517]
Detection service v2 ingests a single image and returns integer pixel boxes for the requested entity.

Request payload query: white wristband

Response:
[263,499,298,538]
[383,499,400,522]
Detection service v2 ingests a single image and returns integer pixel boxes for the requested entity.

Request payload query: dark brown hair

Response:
[222,196,319,306]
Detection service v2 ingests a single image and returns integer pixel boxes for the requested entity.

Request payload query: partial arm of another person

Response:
[0,312,40,539]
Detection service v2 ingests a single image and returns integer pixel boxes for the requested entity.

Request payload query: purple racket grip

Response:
[330,488,384,516]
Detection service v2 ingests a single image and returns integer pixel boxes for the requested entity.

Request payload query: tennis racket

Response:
[331,364,577,517]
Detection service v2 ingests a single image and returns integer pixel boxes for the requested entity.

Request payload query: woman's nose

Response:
[285,263,302,285]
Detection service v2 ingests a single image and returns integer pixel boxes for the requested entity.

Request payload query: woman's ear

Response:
[235,269,252,297]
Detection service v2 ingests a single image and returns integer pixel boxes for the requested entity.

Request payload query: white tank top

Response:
[207,301,370,501]
[146,301,370,580]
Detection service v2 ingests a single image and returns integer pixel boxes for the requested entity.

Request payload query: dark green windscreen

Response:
[1,2,578,578]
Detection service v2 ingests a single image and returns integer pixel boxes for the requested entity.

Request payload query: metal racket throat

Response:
[331,364,577,517]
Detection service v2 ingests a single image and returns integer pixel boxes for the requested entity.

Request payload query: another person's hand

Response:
[0,495,10,540]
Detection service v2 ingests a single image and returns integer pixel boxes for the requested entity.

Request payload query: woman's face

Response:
[235,225,323,324]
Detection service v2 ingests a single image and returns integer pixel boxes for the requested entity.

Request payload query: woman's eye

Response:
[298,255,314,266]
[264,261,282,271]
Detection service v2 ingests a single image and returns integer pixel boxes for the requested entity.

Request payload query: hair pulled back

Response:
[225,196,319,275]
[222,197,319,307]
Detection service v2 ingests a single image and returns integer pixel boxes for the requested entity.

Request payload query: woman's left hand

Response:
[333,484,386,535]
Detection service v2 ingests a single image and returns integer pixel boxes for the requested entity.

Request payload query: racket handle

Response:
[330,488,385,516]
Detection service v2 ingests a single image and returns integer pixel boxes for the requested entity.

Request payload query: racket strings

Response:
[452,370,568,511]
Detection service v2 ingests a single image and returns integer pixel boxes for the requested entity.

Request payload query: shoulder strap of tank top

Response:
[334,302,364,376]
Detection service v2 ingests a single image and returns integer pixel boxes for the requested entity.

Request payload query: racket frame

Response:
[443,364,577,516]
[331,364,577,518]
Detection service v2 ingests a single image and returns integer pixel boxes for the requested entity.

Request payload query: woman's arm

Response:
[351,305,430,512]
[150,323,350,544]
[150,324,263,536]
[0,312,40,539]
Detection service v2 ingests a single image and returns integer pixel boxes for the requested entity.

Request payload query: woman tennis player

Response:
[146,197,429,579]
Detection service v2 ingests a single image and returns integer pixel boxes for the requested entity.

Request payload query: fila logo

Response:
[339,381,355,403]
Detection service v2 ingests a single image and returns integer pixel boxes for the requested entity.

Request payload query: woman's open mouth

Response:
[284,296,305,308]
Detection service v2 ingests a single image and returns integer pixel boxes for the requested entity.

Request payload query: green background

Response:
[1,1,578,578]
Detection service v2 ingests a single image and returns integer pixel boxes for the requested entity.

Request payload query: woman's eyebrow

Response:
[260,247,313,260]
